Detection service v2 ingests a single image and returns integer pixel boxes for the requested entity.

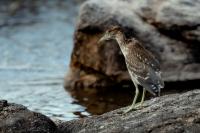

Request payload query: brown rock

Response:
[65,0,200,89]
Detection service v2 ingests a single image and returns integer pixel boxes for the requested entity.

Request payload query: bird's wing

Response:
[125,58,148,78]
[125,59,160,95]
[125,39,164,95]
[128,39,161,72]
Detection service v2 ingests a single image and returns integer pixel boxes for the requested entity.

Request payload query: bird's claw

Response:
[122,103,142,114]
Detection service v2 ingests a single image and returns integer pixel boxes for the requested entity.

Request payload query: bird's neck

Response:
[115,33,129,56]
[115,32,126,46]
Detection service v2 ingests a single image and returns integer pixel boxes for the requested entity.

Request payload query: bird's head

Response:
[98,26,123,43]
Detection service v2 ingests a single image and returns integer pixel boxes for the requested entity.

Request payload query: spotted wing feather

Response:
[125,39,164,95]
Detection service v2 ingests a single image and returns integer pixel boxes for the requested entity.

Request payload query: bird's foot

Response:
[123,103,144,114]
[135,103,143,109]
[123,104,138,114]
[123,107,134,114]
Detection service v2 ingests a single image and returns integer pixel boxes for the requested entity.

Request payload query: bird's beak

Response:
[98,33,110,45]
[98,37,105,44]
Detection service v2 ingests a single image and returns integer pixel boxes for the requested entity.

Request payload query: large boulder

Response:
[65,0,200,89]
[57,89,200,133]
[0,100,58,133]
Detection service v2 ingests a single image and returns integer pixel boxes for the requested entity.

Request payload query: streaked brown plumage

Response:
[99,26,164,113]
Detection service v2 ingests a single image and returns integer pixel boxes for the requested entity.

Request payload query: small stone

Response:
[0,100,8,110]
[0,100,8,107]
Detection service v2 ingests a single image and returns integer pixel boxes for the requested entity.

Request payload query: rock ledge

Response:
[1,89,200,133]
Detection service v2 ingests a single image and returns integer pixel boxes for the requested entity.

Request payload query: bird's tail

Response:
[145,82,164,96]
[138,71,164,96]
[151,80,164,96]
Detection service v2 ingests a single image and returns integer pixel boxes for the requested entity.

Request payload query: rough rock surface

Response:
[0,100,58,133]
[57,89,200,133]
[1,90,200,133]
[65,0,200,88]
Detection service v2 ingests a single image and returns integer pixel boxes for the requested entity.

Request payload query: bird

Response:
[99,26,164,113]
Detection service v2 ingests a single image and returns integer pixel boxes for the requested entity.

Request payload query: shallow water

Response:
[0,1,89,121]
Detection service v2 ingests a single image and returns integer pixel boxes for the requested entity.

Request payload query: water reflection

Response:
[68,87,133,115]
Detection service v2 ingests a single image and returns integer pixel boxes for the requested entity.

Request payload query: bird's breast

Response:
[120,47,129,58]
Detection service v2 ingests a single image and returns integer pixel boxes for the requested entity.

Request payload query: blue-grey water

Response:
[0,1,88,121]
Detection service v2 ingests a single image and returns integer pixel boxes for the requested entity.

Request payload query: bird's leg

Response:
[123,82,139,113]
[136,88,146,108]
[158,88,161,97]
[141,88,146,106]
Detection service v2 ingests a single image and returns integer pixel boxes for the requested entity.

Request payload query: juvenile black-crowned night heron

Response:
[99,26,164,113]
